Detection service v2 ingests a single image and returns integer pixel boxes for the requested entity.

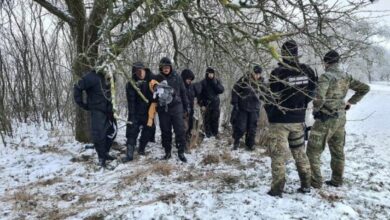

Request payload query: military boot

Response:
[325,180,342,187]
[104,152,116,161]
[98,158,106,168]
[232,139,239,151]
[122,144,134,162]
[178,152,187,163]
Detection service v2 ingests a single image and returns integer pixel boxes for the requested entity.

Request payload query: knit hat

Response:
[253,65,262,74]
[206,67,215,74]
[181,69,195,80]
[159,57,172,68]
[132,61,145,74]
[281,40,298,57]
[323,50,340,64]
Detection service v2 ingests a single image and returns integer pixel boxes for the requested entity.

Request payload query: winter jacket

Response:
[74,70,113,113]
[231,75,265,112]
[126,68,154,121]
[198,75,224,109]
[266,60,317,123]
[154,70,189,113]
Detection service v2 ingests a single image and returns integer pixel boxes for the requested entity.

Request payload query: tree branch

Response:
[32,0,75,24]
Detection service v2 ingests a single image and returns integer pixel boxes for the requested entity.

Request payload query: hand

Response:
[201,106,207,112]
[313,111,321,120]
[345,102,351,111]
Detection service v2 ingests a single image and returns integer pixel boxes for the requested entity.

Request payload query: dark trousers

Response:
[158,107,186,154]
[204,107,220,137]
[233,110,259,147]
[90,111,117,159]
[126,115,155,151]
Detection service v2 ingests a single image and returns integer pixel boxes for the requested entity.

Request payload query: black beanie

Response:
[281,40,298,57]
[253,65,262,74]
[206,67,215,74]
[159,57,172,68]
[323,50,340,64]
[132,61,145,74]
[181,69,195,80]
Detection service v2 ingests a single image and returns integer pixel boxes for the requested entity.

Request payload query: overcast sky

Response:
[359,0,390,49]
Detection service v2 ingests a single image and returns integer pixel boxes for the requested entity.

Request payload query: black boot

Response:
[104,152,116,161]
[178,152,187,163]
[267,190,282,198]
[245,145,255,151]
[122,144,134,162]
[163,152,172,160]
[98,158,106,168]
[232,140,239,151]
[325,180,342,187]
[297,187,311,194]
[138,143,146,156]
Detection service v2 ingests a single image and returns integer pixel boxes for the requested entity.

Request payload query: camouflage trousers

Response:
[267,123,311,194]
[307,113,346,188]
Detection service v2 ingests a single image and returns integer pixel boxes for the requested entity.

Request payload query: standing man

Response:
[152,57,189,162]
[307,50,369,188]
[265,40,317,197]
[231,65,264,151]
[74,69,117,168]
[123,62,155,162]
[197,67,224,138]
[181,69,196,149]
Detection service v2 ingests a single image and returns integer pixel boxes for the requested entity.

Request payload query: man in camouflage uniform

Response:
[265,40,317,197]
[307,50,370,188]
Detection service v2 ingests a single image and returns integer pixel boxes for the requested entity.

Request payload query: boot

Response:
[245,145,255,151]
[232,140,239,151]
[163,152,172,160]
[122,144,134,162]
[104,152,116,161]
[98,158,106,168]
[138,143,146,156]
[297,187,311,194]
[325,180,342,187]
[267,190,282,198]
[178,152,187,163]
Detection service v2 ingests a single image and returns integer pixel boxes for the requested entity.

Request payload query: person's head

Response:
[132,61,146,80]
[181,69,195,85]
[323,50,340,68]
[206,67,215,79]
[252,65,262,80]
[281,40,298,59]
[159,57,172,75]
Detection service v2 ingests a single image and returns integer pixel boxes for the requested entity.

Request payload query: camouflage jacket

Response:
[313,64,370,115]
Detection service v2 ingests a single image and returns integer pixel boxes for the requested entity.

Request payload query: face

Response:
[185,79,192,85]
[162,66,171,75]
[252,72,261,80]
[136,69,146,80]
[207,73,214,79]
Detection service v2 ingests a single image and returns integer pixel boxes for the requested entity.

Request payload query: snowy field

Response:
[1,83,389,219]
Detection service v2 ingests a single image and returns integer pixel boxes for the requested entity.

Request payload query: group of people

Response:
[74,39,370,197]
[74,57,226,166]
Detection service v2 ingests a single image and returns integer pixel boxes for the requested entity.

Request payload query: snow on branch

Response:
[32,0,75,24]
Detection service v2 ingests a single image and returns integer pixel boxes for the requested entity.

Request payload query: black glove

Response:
[81,103,89,111]
[313,111,321,120]
[345,103,351,110]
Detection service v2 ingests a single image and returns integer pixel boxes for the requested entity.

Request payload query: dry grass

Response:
[121,168,148,185]
[151,163,174,176]
[11,188,37,211]
[220,173,240,186]
[319,191,344,202]
[78,193,97,204]
[157,193,177,204]
[35,177,63,187]
[202,154,220,165]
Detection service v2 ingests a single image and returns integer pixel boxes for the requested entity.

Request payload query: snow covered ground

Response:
[1,83,389,219]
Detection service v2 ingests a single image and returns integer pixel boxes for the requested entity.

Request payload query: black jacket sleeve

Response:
[231,79,241,106]
[179,76,189,112]
[212,79,224,94]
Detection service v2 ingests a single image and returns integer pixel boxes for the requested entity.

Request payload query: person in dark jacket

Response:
[265,40,317,197]
[152,57,189,162]
[197,67,224,138]
[231,65,265,151]
[181,69,196,147]
[74,70,117,168]
[123,62,156,162]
